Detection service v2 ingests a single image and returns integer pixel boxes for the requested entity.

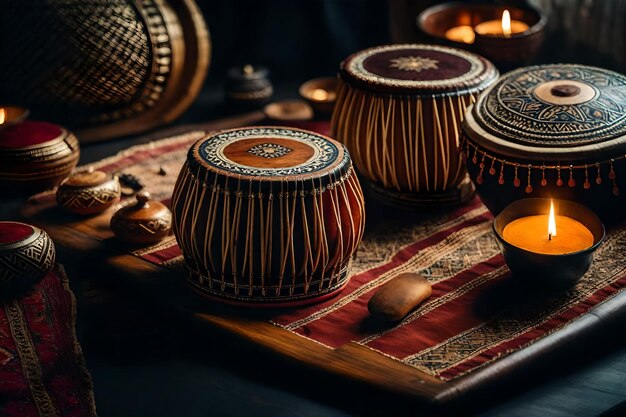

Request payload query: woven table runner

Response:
[63,125,626,382]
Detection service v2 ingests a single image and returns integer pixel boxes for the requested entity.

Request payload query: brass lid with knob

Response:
[110,191,172,245]
[57,169,121,215]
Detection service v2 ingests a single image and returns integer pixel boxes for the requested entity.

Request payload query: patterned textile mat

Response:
[0,265,97,417]
[34,126,626,382]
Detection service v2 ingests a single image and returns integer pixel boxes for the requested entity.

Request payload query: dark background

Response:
[2,0,626,416]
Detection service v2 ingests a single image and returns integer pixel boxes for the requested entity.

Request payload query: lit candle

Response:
[0,108,5,125]
[310,88,336,102]
[474,9,529,37]
[444,25,475,44]
[502,199,594,254]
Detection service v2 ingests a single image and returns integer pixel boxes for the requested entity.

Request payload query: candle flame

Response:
[0,108,5,125]
[311,88,329,101]
[502,10,511,37]
[548,199,557,239]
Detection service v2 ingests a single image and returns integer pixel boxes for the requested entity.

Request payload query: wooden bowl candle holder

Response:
[299,77,339,118]
[332,44,498,208]
[493,198,604,291]
[462,64,626,224]
[417,2,546,69]
[171,126,366,306]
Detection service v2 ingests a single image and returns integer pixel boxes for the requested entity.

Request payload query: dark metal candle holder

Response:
[417,2,546,69]
[493,198,604,291]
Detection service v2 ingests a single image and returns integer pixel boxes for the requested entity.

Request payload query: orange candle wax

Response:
[503,215,594,254]
[474,10,529,37]
[444,25,475,44]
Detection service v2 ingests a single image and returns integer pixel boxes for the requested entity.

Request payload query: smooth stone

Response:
[368,273,432,322]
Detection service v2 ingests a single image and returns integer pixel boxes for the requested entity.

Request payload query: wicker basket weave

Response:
[0,0,210,142]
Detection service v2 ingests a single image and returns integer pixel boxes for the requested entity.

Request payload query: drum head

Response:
[190,126,349,190]
[466,64,626,160]
[340,44,497,96]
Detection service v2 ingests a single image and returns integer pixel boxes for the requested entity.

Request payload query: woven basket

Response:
[0,0,210,143]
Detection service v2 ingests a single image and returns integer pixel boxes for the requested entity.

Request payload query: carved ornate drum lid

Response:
[464,64,626,159]
[187,126,351,191]
[0,222,56,296]
[339,44,498,96]
[462,64,626,221]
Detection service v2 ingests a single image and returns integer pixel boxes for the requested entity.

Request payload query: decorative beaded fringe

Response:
[463,137,622,196]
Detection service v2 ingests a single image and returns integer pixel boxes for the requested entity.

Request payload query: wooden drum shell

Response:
[171,127,366,305]
[332,44,498,201]
[333,81,474,192]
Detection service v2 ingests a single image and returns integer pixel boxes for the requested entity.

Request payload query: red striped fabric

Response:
[56,124,626,381]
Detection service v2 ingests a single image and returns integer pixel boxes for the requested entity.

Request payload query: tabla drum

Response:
[171,126,366,306]
[332,44,498,207]
[462,64,626,223]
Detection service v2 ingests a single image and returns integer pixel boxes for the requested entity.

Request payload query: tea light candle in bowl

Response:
[474,10,529,37]
[493,198,604,290]
[299,77,338,118]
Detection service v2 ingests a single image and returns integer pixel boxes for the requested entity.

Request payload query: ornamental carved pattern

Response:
[57,182,121,209]
[198,127,341,177]
[480,64,626,145]
[0,231,55,285]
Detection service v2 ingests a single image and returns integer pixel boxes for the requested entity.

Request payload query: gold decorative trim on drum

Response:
[462,64,626,222]
[332,44,498,207]
[171,126,366,306]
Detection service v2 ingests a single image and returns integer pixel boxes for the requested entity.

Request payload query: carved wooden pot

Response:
[110,191,172,245]
[0,121,79,193]
[57,170,121,215]
[0,221,56,295]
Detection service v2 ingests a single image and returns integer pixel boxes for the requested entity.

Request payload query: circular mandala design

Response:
[345,44,488,90]
[197,127,341,177]
[478,64,626,145]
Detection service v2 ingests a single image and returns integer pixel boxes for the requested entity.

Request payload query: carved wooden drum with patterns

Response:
[171,127,365,305]
[462,64,626,223]
[332,44,498,206]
